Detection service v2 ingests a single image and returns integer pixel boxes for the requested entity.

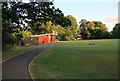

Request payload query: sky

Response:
[53,1,119,32]
[22,0,119,31]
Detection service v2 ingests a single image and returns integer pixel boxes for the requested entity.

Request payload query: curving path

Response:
[2,43,52,80]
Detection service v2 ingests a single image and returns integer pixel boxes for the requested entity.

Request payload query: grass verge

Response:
[2,45,41,61]
[30,39,118,79]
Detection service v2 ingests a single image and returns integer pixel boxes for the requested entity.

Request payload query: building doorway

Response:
[51,37,52,42]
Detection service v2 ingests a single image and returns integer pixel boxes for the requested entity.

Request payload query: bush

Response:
[9,35,19,47]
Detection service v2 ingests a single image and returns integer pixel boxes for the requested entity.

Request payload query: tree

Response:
[24,2,71,28]
[29,21,54,35]
[56,25,66,41]
[79,19,94,39]
[103,31,111,39]
[65,27,74,40]
[112,23,120,38]
[79,19,109,39]
[28,15,79,41]
[66,15,79,40]
[92,21,108,31]
[2,1,71,46]
[94,28,105,39]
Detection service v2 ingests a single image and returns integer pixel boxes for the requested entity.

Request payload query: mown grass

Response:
[2,45,40,61]
[30,39,118,79]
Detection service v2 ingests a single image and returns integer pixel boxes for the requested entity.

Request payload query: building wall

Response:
[31,37,39,45]
[24,35,55,45]
[24,37,39,45]
[24,38,31,45]
[43,35,48,43]
[48,35,51,43]
[39,36,44,43]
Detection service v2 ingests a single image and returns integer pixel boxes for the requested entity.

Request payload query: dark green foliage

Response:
[59,34,66,41]
[56,15,79,41]
[79,19,93,39]
[2,1,72,46]
[112,23,120,38]
[56,25,66,41]
[79,19,109,39]
[8,35,19,46]
[94,28,105,39]
[29,21,53,35]
[28,15,79,41]
[92,21,108,31]
[65,15,79,40]
[103,32,112,39]
[23,2,71,27]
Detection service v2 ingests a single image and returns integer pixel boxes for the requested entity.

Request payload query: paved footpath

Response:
[2,43,52,80]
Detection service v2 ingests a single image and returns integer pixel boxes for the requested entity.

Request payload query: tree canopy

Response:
[2,1,72,46]
[65,15,79,40]
[111,23,120,38]
[2,1,80,47]
[79,19,109,39]
[2,1,117,47]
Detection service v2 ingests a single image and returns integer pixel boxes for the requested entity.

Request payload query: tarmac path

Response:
[2,43,52,81]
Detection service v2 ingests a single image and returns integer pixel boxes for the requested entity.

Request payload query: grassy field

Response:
[30,39,118,79]
[2,45,40,61]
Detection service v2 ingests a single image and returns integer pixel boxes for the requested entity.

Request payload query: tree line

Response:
[1,1,120,48]
[2,2,79,47]
[79,19,120,39]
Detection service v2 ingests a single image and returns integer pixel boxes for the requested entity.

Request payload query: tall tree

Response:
[112,23,120,38]
[66,15,79,40]
[94,28,105,39]
[79,19,94,39]
[2,1,71,46]
[79,19,109,39]
[92,21,108,32]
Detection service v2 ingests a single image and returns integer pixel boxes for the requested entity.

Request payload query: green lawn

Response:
[2,45,40,61]
[30,39,118,79]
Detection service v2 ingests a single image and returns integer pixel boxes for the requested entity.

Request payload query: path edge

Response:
[28,43,55,80]
[1,44,44,63]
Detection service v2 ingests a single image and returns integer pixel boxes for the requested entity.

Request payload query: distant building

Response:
[24,32,57,45]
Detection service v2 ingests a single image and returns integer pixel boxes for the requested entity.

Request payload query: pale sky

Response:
[22,0,119,2]
[54,1,119,32]
[54,0,119,2]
